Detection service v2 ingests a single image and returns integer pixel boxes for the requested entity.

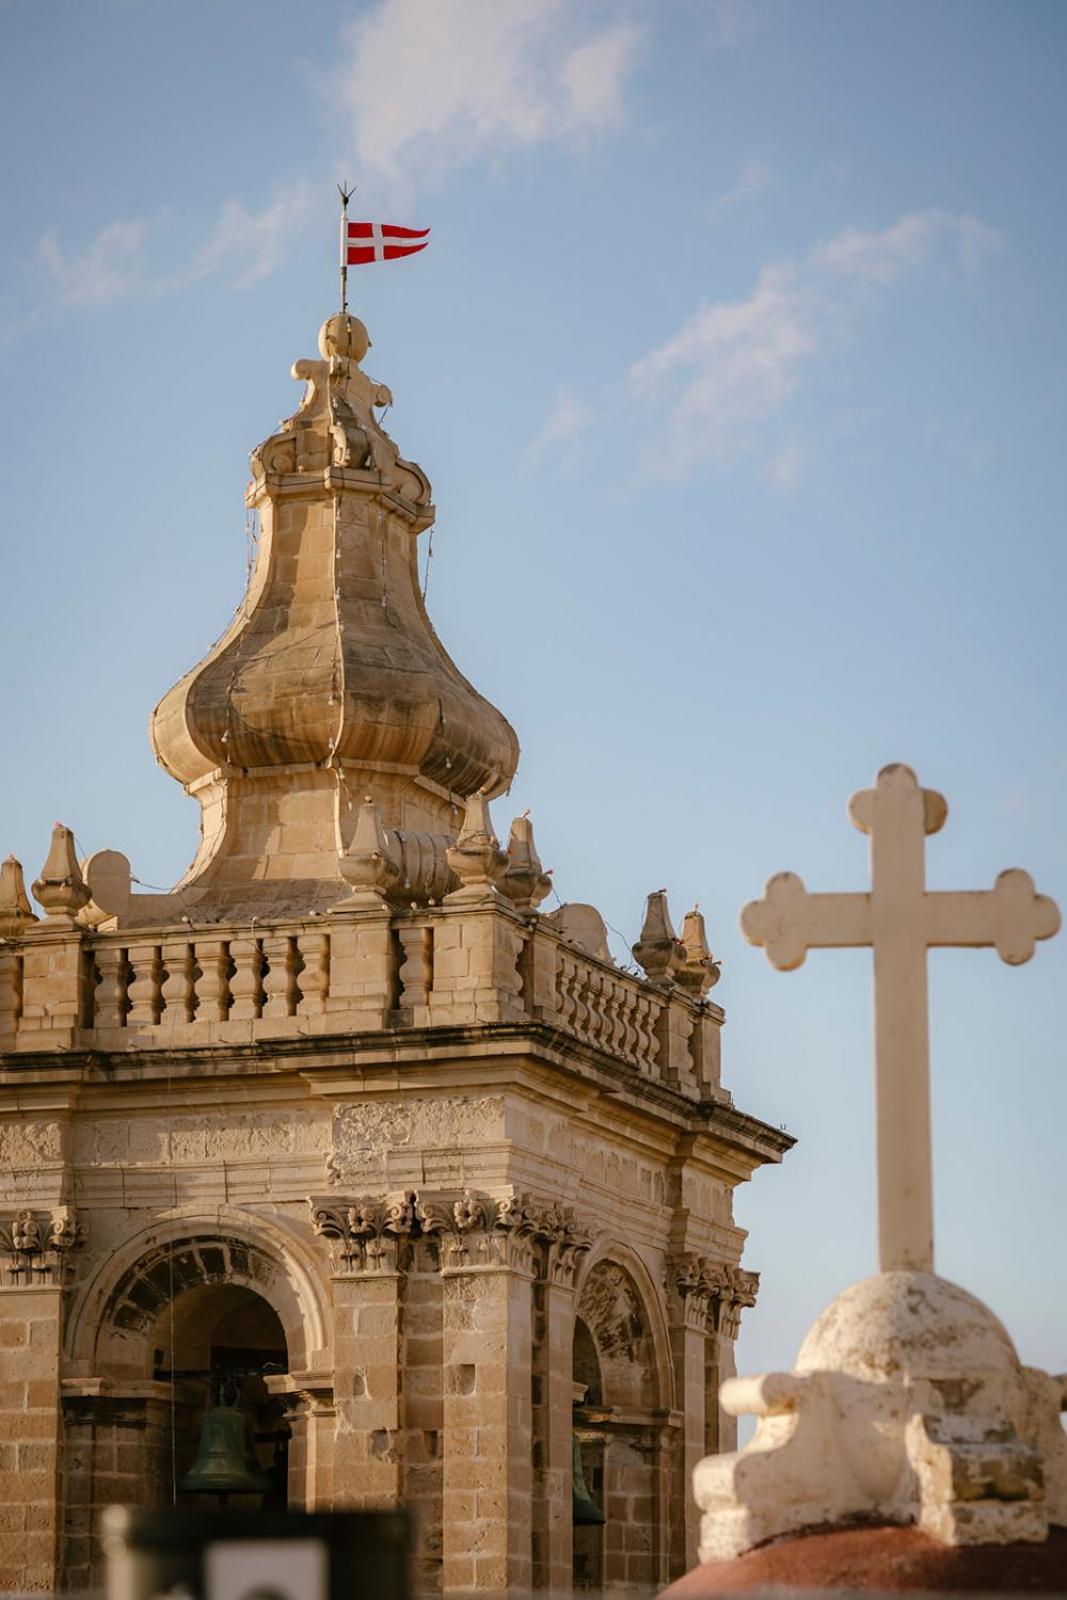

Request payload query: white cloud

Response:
[178,181,313,290]
[811,208,1000,285]
[711,158,772,218]
[36,184,311,314]
[40,219,148,307]
[562,25,641,126]
[629,263,812,472]
[628,208,1001,480]
[333,0,643,190]
[525,383,596,465]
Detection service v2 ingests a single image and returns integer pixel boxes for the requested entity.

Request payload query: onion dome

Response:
[148,314,519,912]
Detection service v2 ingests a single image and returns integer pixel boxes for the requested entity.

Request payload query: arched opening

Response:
[572,1259,665,1593]
[150,1282,290,1508]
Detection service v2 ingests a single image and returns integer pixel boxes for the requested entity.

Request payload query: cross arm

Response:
[740,871,872,971]
[926,869,1061,965]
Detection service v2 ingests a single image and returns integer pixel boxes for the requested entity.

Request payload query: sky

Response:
[1,1,1065,1392]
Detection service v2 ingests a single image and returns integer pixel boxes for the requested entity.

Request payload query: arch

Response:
[573,1236,674,1413]
[66,1205,332,1378]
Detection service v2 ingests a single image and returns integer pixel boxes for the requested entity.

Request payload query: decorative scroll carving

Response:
[308,1189,593,1282]
[668,1253,759,1339]
[1,1207,85,1287]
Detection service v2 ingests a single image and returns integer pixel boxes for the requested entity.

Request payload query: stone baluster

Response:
[194,938,231,1022]
[397,923,433,1013]
[229,936,264,1021]
[296,930,330,1017]
[262,934,298,1019]
[161,939,197,1023]
[93,945,129,1029]
[126,943,163,1027]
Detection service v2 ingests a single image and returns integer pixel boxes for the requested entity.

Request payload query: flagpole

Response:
[338,182,354,314]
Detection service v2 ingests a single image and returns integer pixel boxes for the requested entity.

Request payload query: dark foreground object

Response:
[660,1523,1067,1594]
[101,1506,411,1600]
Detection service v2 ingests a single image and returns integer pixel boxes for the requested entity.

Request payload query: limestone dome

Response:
[795,1270,1020,1384]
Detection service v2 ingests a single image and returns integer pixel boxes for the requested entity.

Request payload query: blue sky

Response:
[2,1,1064,1386]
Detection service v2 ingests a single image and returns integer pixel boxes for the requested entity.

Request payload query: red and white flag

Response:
[347,222,430,265]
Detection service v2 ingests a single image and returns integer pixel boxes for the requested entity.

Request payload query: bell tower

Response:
[0,312,792,1597]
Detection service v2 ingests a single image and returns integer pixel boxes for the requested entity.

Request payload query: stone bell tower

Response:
[0,312,792,1596]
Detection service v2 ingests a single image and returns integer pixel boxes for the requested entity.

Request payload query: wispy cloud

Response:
[629,262,812,470]
[331,0,643,193]
[524,383,597,467]
[37,183,311,313]
[627,208,1001,481]
[711,158,772,219]
[811,207,1000,285]
[175,181,313,291]
[39,220,149,308]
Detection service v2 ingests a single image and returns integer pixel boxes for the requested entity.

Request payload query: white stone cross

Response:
[741,763,1060,1273]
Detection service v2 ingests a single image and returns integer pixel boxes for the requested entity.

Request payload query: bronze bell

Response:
[180,1392,270,1500]
[572,1433,605,1526]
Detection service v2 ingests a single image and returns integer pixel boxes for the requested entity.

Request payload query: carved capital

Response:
[309,1188,593,1282]
[668,1252,727,1333]
[308,1192,416,1276]
[1,1206,86,1288]
[668,1255,758,1339]
[714,1264,760,1341]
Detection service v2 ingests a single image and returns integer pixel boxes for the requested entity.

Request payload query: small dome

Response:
[795,1270,1019,1384]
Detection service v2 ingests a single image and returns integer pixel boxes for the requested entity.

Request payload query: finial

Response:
[445,791,508,904]
[632,889,686,987]
[31,824,91,927]
[677,904,722,996]
[334,794,402,910]
[319,313,370,365]
[501,814,552,912]
[0,856,38,937]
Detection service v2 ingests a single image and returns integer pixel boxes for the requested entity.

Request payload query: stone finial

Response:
[445,791,508,904]
[677,905,722,996]
[0,856,38,937]
[335,795,402,909]
[501,814,552,912]
[632,890,686,986]
[31,824,91,926]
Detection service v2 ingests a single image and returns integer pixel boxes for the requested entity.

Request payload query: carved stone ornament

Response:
[0,855,38,938]
[445,792,508,905]
[669,1253,759,1339]
[309,1189,592,1281]
[31,824,91,927]
[632,890,687,987]
[501,814,553,912]
[2,1207,86,1287]
[676,905,722,997]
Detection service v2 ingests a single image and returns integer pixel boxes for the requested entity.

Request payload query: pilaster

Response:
[310,1199,406,1507]
[433,1200,537,1596]
[532,1217,593,1593]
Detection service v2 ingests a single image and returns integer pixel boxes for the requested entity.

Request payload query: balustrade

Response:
[1,910,714,1099]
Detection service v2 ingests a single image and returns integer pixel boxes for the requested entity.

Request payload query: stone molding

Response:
[309,1189,593,1283]
[668,1253,759,1339]
[0,1205,85,1288]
